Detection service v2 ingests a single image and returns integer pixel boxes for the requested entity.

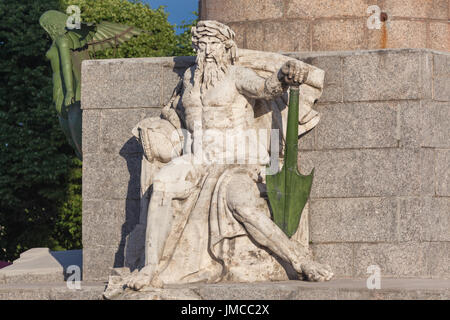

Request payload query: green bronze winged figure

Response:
[40,10,141,159]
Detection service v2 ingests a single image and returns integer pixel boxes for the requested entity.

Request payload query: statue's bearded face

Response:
[194,36,230,92]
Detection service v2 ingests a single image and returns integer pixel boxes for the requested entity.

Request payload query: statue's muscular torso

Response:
[180,64,285,163]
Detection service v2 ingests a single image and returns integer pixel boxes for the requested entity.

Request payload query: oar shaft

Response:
[284,86,299,171]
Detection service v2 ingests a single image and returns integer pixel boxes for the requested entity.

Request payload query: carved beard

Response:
[194,50,230,92]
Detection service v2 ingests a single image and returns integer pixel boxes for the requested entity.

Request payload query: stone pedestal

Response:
[81,48,449,283]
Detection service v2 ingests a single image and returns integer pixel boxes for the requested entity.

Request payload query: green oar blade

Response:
[266,167,314,238]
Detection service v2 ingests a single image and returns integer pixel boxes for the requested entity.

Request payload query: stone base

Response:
[0,282,105,300]
[0,279,448,300]
[109,279,449,300]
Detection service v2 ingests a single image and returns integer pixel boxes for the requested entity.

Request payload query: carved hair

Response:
[191,20,238,64]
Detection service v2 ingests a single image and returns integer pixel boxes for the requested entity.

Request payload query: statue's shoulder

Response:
[182,65,196,84]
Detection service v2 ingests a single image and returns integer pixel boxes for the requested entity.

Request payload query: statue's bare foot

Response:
[300,261,333,282]
[126,266,156,291]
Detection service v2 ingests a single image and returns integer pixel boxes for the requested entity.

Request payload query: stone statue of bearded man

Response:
[108,21,333,295]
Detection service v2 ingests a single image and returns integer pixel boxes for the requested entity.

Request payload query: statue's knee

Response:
[226,174,258,211]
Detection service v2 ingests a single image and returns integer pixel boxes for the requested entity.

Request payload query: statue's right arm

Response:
[235,66,287,100]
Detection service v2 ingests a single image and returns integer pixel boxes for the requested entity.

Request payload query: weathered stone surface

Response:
[0,249,82,284]
[82,200,140,247]
[263,21,310,53]
[81,59,164,109]
[291,55,342,103]
[310,243,354,278]
[82,152,141,201]
[315,102,398,149]
[436,150,450,196]
[226,23,246,48]
[99,108,160,155]
[245,22,265,51]
[354,242,429,277]
[83,246,123,282]
[399,197,450,242]
[434,76,450,101]
[0,283,105,300]
[422,101,450,148]
[2,279,449,300]
[299,149,434,198]
[286,0,368,18]
[342,50,427,101]
[429,22,449,52]
[312,19,367,51]
[434,53,450,78]
[426,242,450,278]
[310,197,397,243]
[206,0,283,22]
[383,0,449,20]
[111,279,450,300]
[82,110,100,154]
[369,20,427,49]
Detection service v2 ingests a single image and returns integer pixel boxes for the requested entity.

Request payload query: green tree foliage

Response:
[60,0,196,58]
[0,0,196,262]
[0,0,72,261]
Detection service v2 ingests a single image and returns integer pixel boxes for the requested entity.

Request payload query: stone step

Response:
[0,248,82,285]
[2,278,446,300]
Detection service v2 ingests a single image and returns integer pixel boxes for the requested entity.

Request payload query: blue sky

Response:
[144,0,198,33]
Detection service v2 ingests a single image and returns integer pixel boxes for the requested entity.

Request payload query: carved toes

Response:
[301,261,334,282]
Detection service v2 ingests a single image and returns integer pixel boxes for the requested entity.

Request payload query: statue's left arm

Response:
[55,36,75,107]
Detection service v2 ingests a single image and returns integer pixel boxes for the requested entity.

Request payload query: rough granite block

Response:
[430,22,450,52]
[368,20,427,49]
[315,102,398,149]
[434,54,450,78]
[436,150,450,196]
[342,50,424,102]
[299,148,435,198]
[245,22,265,51]
[354,243,429,278]
[310,243,354,278]
[83,246,123,282]
[310,197,398,243]
[206,0,283,22]
[426,242,450,278]
[82,109,101,155]
[263,20,310,53]
[82,200,140,247]
[82,59,163,109]
[434,77,450,102]
[312,19,367,51]
[299,55,342,103]
[226,23,246,48]
[383,0,449,20]
[422,101,450,148]
[399,197,450,242]
[82,153,141,201]
[286,0,368,18]
[100,108,161,155]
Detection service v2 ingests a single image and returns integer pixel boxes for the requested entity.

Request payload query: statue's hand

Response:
[279,60,308,87]
[64,94,75,107]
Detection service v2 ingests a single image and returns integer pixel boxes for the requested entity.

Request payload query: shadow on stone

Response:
[113,137,144,271]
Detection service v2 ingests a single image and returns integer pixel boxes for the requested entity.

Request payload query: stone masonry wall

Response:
[200,0,449,52]
[81,49,449,281]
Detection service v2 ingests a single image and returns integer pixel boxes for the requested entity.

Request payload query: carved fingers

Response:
[280,60,308,87]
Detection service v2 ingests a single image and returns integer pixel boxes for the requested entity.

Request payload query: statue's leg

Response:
[226,173,333,282]
[127,190,174,291]
[128,155,199,290]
